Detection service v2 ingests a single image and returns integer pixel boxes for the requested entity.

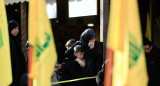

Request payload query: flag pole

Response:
[104,49,113,86]
[28,46,33,86]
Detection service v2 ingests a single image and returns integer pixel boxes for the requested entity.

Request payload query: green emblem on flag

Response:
[36,32,51,59]
[0,27,3,48]
[129,35,143,69]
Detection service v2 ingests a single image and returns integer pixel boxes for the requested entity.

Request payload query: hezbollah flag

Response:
[28,0,57,86]
[105,0,148,86]
[0,0,13,85]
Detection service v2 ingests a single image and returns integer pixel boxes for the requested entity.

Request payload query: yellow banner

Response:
[0,0,12,85]
[106,0,148,86]
[127,0,148,86]
[28,0,57,86]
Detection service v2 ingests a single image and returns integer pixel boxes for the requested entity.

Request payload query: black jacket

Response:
[9,35,26,86]
[59,61,87,86]
[146,47,160,86]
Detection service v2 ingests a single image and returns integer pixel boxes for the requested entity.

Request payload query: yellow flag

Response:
[0,0,13,85]
[28,0,57,86]
[145,13,152,42]
[105,0,148,86]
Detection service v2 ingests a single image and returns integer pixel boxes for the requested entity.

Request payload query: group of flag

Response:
[0,0,151,86]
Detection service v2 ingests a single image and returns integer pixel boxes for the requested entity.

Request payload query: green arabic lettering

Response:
[35,32,51,59]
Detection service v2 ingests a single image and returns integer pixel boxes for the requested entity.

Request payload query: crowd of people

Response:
[8,20,104,86]
[8,20,160,86]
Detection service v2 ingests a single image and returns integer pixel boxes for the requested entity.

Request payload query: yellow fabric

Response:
[0,0,13,85]
[28,0,57,86]
[145,13,152,42]
[106,0,148,86]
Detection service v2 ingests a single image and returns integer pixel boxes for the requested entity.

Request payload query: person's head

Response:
[80,28,96,46]
[65,39,76,49]
[143,38,152,54]
[74,45,85,60]
[8,20,19,36]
